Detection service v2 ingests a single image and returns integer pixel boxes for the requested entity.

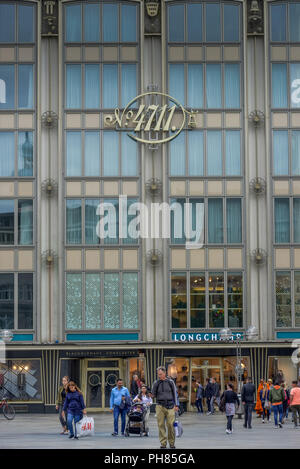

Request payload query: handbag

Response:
[76,415,95,438]
[264,400,271,410]
[174,419,183,438]
[219,395,226,413]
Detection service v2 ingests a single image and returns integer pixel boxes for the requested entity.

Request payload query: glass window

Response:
[0,4,15,43]
[169,4,184,42]
[273,131,289,175]
[85,273,101,329]
[103,4,118,42]
[171,273,187,328]
[224,64,240,108]
[66,273,82,329]
[187,4,202,42]
[290,3,300,42]
[228,273,243,328]
[207,130,222,176]
[275,198,290,243]
[18,5,34,43]
[206,4,221,42]
[291,64,300,109]
[170,131,185,176]
[292,131,300,175]
[0,132,14,177]
[189,131,204,176]
[171,198,185,244]
[103,65,118,109]
[18,200,33,245]
[188,64,203,108]
[0,200,14,245]
[295,272,300,327]
[66,199,82,244]
[103,198,119,244]
[293,199,300,243]
[66,65,81,109]
[272,64,287,108]
[18,65,34,109]
[121,133,137,176]
[270,4,286,42]
[65,4,81,42]
[66,131,81,177]
[121,64,137,108]
[190,273,205,328]
[84,3,100,42]
[18,132,33,177]
[103,132,119,176]
[224,4,239,42]
[18,273,33,329]
[209,273,224,328]
[206,64,221,108]
[169,64,184,106]
[227,199,242,244]
[226,130,241,176]
[84,131,100,177]
[85,65,100,109]
[208,199,223,243]
[0,273,14,330]
[276,271,291,327]
[104,273,120,329]
[0,65,15,110]
[121,4,137,42]
[85,199,100,245]
[122,273,138,328]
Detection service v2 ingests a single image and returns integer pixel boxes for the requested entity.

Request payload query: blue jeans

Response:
[196,398,203,413]
[113,406,127,434]
[272,404,283,426]
[67,412,82,437]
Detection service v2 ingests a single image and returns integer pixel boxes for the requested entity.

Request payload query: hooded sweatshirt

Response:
[269,385,285,406]
[63,390,85,415]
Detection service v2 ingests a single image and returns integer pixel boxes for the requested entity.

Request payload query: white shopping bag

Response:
[76,416,95,438]
[174,419,183,438]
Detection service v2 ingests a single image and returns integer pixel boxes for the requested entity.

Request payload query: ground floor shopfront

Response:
[0,343,298,413]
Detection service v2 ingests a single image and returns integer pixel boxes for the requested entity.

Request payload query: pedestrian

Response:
[205,378,214,415]
[55,375,69,435]
[195,381,204,414]
[281,382,289,423]
[289,381,300,428]
[133,384,153,435]
[255,378,264,418]
[151,366,179,449]
[269,381,285,428]
[260,382,270,423]
[210,377,220,414]
[61,381,86,439]
[221,383,240,434]
[241,376,256,429]
[110,378,131,436]
[130,374,141,398]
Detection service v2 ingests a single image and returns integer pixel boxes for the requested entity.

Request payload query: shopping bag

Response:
[174,419,183,438]
[264,400,271,410]
[76,416,95,438]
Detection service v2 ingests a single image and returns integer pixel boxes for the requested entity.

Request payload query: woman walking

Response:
[133,384,153,435]
[221,383,240,434]
[55,376,69,434]
[62,381,87,439]
[260,382,270,423]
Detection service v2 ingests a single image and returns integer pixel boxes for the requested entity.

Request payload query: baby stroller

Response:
[125,403,149,437]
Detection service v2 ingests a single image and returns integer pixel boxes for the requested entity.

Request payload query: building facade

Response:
[0,0,299,412]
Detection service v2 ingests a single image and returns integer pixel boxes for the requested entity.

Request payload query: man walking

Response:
[290,381,300,428]
[110,378,130,436]
[241,377,256,429]
[269,381,285,428]
[205,378,214,415]
[210,377,220,414]
[152,366,179,449]
[195,381,204,413]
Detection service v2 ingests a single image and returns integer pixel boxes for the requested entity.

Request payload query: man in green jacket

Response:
[269,381,285,428]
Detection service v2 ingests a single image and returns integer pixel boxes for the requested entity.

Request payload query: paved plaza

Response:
[0,411,299,449]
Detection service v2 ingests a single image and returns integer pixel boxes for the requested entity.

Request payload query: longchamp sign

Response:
[172,332,244,343]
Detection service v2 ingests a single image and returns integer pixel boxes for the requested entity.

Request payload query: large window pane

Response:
[0,200,14,245]
[66,274,82,329]
[225,64,240,108]
[190,273,205,328]
[85,199,100,245]
[0,4,15,42]
[275,198,290,243]
[271,4,286,42]
[187,4,202,42]
[18,131,33,177]
[103,132,119,176]
[84,3,100,42]
[272,64,287,108]
[169,5,184,42]
[0,274,14,330]
[103,65,118,108]
[189,131,203,176]
[85,274,101,329]
[124,198,138,245]
[66,131,81,177]
[104,274,120,329]
[207,130,222,176]
[170,131,185,176]
[121,133,137,176]
[85,65,100,109]
[18,273,33,329]
[228,273,243,328]
[18,65,33,109]
[290,4,300,42]
[122,273,138,329]
[66,199,82,244]
[273,131,288,175]
[208,199,223,243]
[227,199,242,244]
[171,273,187,328]
[65,4,81,42]
[206,65,221,108]
[103,4,118,42]
[121,5,137,42]
[103,198,119,245]
[0,132,14,177]
[294,199,300,243]
[18,5,34,43]
[295,272,300,327]
[224,4,239,42]
[276,271,291,327]
[121,65,137,108]
[188,64,203,108]
[169,64,184,106]
[292,131,300,175]
[171,198,185,244]
[0,65,15,110]
[18,200,33,245]
[291,64,300,109]
[66,65,81,109]
[226,130,241,176]
[209,273,224,328]
[84,131,100,177]
[206,4,221,42]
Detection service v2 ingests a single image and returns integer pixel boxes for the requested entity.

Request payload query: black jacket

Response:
[222,390,240,406]
[241,383,256,403]
[205,382,214,398]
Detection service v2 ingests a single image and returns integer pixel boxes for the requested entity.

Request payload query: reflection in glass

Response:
[121,5,137,42]
[168,4,184,42]
[66,274,82,329]
[66,199,82,244]
[291,64,300,109]
[66,65,81,109]
[65,4,81,42]
[293,199,300,243]
[208,198,223,243]
[190,273,205,328]
[18,200,33,245]
[273,130,288,175]
[275,198,290,243]
[227,199,242,244]
[85,199,100,245]
[224,4,239,42]
[227,273,243,328]
[103,4,118,42]
[295,272,300,327]
[292,131,300,175]
[18,273,33,329]
[66,131,81,177]
[0,132,14,176]
[272,64,287,108]
[18,65,34,109]
[18,132,33,177]
[270,4,286,42]
[0,4,15,42]
[172,273,187,328]
[290,3,300,42]
[187,4,202,42]
[0,65,15,110]
[18,5,34,43]
[276,271,291,327]
[84,3,100,42]
[0,200,14,244]
[226,130,241,176]
[209,273,224,328]
[0,274,14,330]
[206,3,221,42]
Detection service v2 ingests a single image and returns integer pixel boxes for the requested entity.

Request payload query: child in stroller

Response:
[125,403,149,437]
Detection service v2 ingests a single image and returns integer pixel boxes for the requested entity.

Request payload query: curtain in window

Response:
[170,131,185,176]
[0,273,14,330]
[84,3,99,42]
[103,4,118,42]
[187,4,202,42]
[103,132,119,176]
[104,274,120,329]
[225,130,241,176]
[0,4,15,42]
[85,274,101,329]
[273,130,288,175]
[121,5,137,42]
[206,4,221,41]
[206,65,221,108]
[66,274,82,329]
[18,273,33,329]
[272,64,287,108]
[18,131,33,177]
[18,5,34,43]
[66,131,81,176]
[294,199,300,243]
[225,64,240,108]
[121,133,137,176]
[169,64,184,107]
[122,273,138,329]
[289,3,300,42]
[208,199,223,243]
[227,199,242,243]
[18,200,33,245]
[0,132,14,177]
[0,200,14,244]
[0,65,14,109]
[66,199,82,244]
[85,65,99,109]
[224,4,239,42]
[18,65,33,109]
[207,130,222,176]
[103,65,118,109]
[103,198,119,245]
[65,4,81,42]
[168,4,184,42]
[121,65,137,108]
[189,131,203,176]
[291,64,300,109]
[188,64,203,108]
[66,65,81,109]
[85,199,100,245]
[275,198,290,243]
[292,131,300,175]
[271,4,286,42]
[85,131,100,177]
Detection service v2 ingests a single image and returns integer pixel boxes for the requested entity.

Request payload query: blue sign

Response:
[172,332,244,343]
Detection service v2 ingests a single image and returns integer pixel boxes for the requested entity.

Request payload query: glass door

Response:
[84,359,120,411]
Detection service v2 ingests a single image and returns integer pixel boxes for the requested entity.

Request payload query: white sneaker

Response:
[207,412,212,415]
[226,429,230,434]
[262,419,265,423]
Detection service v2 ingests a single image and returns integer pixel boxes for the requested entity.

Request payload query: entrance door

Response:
[84,361,120,411]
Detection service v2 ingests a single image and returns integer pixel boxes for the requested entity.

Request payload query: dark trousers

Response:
[244,403,254,428]
[261,403,270,421]
[206,397,211,412]
[58,405,67,429]
[196,398,203,413]
[291,405,300,426]
[113,405,127,434]
[226,415,234,431]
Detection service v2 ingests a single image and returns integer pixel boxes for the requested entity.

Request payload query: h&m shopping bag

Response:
[76,416,95,438]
